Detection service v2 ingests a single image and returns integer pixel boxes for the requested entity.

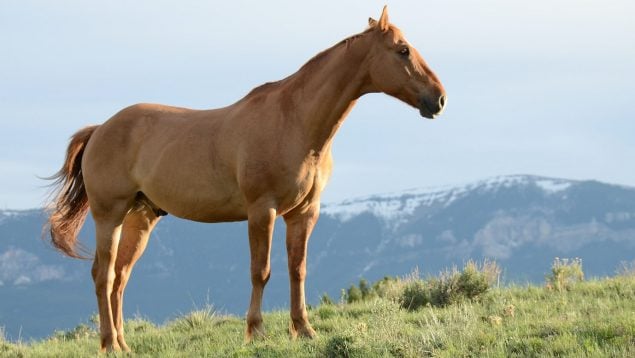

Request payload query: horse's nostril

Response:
[438,95,447,109]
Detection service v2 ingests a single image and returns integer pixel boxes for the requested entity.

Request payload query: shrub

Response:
[342,277,406,304]
[325,334,358,358]
[338,261,499,311]
[345,279,376,303]
[125,318,156,333]
[317,305,337,320]
[53,323,95,341]
[427,272,463,306]
[399,261,498,309]
[358,279,372,299]
[172,305,216,330]
[372,276,404,303]
[479,259,503,288]
[346,284,363,304]
[456,261,491,299]
[432,261,498,306]
[546,257,584,292]
[89,313,99,331]
[320,292,334,305]
[400,280,431,311]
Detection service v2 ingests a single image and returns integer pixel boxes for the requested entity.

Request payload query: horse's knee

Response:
[93,267,115,293]
[288,265,306,282]
[111,272,126,296]
[251,266,271,286]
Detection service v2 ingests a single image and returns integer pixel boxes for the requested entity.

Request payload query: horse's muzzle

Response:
[419,94,447,119]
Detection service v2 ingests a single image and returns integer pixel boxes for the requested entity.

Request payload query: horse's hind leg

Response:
[111,206,160,352]
[90,198,131,352]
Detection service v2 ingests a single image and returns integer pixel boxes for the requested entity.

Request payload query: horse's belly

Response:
[140,179,248,223]
[169,198,248,223]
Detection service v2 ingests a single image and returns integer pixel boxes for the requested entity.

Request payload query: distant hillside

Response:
[1,175,634,339]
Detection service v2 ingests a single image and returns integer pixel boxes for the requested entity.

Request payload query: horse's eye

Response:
[399,47,410,57]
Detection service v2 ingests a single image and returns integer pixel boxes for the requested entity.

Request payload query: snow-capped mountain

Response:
[321,174,634,269]
[322,175,576,225]
[1,175,634,339]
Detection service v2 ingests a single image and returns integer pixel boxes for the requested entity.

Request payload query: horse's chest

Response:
[276,170,320,214]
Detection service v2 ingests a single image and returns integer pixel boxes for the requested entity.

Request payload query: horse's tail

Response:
[45,125,99,259]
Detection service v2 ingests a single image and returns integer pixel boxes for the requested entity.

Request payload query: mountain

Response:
[1,175,634,340]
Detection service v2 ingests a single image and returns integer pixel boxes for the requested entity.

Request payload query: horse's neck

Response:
[284,41,370,155]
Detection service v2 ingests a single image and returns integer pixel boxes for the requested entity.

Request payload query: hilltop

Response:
[2,264,634,357]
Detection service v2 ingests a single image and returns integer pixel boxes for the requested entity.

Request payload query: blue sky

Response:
[1,1,634,209]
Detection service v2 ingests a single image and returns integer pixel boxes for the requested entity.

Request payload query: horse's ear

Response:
[368,17,378,28]
[378,5,389,32]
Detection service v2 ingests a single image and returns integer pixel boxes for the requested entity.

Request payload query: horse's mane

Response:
[245,27,375,98]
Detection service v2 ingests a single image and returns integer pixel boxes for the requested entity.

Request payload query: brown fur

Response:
[45,7,445,352]
[46,125,99,259]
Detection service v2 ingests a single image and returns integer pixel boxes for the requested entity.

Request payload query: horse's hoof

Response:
[117,335,132,352]
[245,323,266,343]
[99,344,122,353]
[290,322,317,339]
[298,326,317,339]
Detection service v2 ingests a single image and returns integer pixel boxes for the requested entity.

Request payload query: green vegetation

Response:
[546,257,584,292]
[2,259,634,357]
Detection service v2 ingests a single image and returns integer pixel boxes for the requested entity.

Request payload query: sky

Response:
[1,0,634,209]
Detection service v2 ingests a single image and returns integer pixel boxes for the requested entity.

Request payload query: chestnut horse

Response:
[46,7,445,352]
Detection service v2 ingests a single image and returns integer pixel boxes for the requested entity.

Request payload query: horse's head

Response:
[364,7,446,119]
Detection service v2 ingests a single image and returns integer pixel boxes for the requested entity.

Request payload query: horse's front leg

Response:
[283,203,319,339]
[245,204,276,342]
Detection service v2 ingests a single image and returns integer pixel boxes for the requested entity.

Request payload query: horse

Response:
[45,6,445,352]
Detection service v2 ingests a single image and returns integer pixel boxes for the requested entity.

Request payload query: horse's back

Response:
[83,103,204,175]
[81,103,247,221]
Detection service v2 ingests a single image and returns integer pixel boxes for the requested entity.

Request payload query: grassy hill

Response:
[2,262,634,357]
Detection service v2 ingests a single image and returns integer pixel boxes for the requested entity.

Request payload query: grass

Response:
[2,266,634,357]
